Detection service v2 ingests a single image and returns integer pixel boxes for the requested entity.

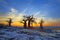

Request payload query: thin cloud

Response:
[0,8,24,22]
[0,8,60,25]
[34,11,40,17]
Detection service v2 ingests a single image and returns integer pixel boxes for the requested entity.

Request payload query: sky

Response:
[0,0,60,26]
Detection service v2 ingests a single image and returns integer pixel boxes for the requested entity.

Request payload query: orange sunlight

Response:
[0,21,60,27]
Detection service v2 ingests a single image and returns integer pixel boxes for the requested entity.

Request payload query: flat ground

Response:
[0,27,60,40]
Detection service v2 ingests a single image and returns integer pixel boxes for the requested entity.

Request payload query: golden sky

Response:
[0,8,60,27]
[0,20,60,27]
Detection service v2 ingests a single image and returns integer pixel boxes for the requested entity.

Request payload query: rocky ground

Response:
[0,27,60,40]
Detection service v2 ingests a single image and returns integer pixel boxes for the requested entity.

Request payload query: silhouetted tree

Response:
[23,19,27,28]
[20,16,27,29]
[20,15,36,28]
[7,18,12,27]
[30,15,36,28]
[26,15,36,28]
[26,16,31,28]
[40,19,44,30]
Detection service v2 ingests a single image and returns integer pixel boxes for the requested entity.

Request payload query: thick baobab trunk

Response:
[9,22,11,26]
[24,21,27,28]
[28,20,30,28]
[8,19,12,27]
[40,19,44,31]
[40,23,43,30]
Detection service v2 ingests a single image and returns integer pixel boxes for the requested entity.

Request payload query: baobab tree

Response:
[39,19,44,30]
[26,15,36,28]
[26,16,31,28]
[7,18,12,27]
[20,16,27,29]
[30,15,36,27]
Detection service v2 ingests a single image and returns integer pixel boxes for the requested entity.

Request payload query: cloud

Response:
[34,11,40,17]
[47,18,60,22]
[7,8,24,22]
[0,8,24,22]
[0,8,60,25]
[55,0,60,3]
[13,13,24,22]
[7,8,16,18]
[0,0,9,9]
